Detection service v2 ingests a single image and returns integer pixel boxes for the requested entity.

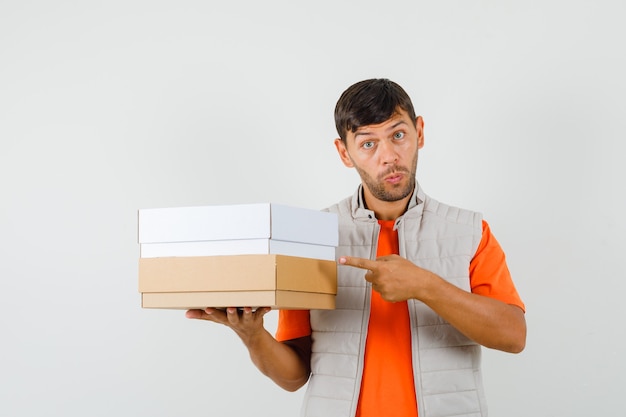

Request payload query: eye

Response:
[362,141,375,149]
[393,131,405,140]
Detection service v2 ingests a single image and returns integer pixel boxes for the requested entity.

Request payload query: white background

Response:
[1,1,624,416]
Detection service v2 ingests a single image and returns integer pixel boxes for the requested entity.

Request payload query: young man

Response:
[186,78,526,417]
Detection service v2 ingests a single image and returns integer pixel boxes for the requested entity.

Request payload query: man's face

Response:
[335,109,424,204]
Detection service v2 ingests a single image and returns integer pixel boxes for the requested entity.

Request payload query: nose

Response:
[379,139,399,164]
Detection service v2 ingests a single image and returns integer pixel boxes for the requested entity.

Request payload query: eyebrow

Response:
[354,120,408,138]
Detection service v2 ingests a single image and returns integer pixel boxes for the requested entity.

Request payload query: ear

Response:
[416,116,425,149]
[334,138,354,168]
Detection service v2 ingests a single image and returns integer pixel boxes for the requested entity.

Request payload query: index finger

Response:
[338,256,378,271]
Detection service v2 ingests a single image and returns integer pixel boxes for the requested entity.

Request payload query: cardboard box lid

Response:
[138,254,337,294]
[137,203,338,246]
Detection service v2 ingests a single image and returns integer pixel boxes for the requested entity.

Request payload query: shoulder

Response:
[324,194,354,217]
[421,193,483,227]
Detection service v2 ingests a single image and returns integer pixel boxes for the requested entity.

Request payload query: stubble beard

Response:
[355,152,418,202]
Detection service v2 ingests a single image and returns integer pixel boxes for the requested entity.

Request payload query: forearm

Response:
[339,255,526,352]
[240,328,310,391]
[186,308,310,392]
[418,272,526,353]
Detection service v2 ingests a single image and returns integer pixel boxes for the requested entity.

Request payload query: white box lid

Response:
[138,203,338,247]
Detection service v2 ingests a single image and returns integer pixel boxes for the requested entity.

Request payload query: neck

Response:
[362,188,412,221]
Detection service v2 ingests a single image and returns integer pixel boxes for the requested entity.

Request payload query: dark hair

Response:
[334,78,417,141]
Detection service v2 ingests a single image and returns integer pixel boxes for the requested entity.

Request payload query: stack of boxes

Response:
[137,203,338,309]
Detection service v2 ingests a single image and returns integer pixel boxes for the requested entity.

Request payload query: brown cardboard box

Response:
[141,291,335,310]
[139,254,336,309]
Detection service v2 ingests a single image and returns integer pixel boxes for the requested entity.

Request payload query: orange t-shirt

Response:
[276,220,524,416]
[355,219,418,416]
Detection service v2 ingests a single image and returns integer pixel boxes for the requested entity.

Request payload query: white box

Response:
[137,203,338,247]
[140,238,336,260]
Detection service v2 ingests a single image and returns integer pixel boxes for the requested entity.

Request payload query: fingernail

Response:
[339,257,347,264]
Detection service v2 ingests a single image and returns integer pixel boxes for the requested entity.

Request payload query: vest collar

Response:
[350,181,426,221]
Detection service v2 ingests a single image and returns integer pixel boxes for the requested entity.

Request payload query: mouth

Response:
[383,172,404,184]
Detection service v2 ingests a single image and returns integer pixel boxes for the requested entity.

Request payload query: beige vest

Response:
[301,184,487,417]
